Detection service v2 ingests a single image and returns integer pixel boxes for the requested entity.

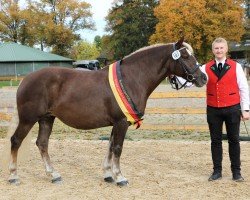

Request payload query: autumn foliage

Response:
[150,0,245,62]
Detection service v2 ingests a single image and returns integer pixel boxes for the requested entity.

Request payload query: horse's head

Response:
[170,38,207,87]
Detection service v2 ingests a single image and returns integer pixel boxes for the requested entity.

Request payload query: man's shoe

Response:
[208,172,222,181]
[232,173,244,182]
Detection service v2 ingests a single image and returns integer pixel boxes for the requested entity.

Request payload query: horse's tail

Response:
[0,80,32,173]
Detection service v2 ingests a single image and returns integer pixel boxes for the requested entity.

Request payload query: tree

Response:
[105,0,159,60]
[242,0,250,44]
[94,35,102,50]
[0,0,26,43]
[38,0,94,31]
[29,0,95,56]
[70,40,100,60]
[20,3,54,49]
[150,0,245,62]
[97,35,115,66]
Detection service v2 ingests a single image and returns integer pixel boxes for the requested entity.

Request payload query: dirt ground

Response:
[0,139,250,200]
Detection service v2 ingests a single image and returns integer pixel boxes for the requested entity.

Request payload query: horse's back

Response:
[18,67,107,95]
[20,67,87,87]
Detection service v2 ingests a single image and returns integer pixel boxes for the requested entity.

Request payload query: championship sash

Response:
[108,61,143,128]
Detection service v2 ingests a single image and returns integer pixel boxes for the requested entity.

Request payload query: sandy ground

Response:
[0,139,250,200]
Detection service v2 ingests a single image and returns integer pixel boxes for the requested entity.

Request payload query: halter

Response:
[169,43,201,90]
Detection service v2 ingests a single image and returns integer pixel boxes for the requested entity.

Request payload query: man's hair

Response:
[212,37,228,49]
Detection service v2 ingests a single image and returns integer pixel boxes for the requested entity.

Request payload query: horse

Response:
[8,38,207,186]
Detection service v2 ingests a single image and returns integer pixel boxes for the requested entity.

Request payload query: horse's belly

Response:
[51,90,114,129]
[55,111,111,130]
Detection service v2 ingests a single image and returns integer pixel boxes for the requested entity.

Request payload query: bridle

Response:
[169,43,201,90]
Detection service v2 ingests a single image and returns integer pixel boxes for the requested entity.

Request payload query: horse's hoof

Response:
[104,176,114,183]
[117,180,129,187]
[8,179,21,185]
[51,176,62,184]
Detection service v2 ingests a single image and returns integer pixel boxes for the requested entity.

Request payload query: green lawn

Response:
[0,80,20,88]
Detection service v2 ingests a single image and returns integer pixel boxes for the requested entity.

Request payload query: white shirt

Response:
[200,59,250,110]
[215,60,224,70]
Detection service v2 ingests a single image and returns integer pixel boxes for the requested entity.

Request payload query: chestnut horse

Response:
[8,38,207,186]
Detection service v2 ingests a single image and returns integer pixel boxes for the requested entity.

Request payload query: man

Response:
[200,37,249,182]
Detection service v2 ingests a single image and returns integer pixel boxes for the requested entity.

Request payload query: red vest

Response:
[205,59,240,107]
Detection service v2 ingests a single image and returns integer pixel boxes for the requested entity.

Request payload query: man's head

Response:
[212,38,228,61]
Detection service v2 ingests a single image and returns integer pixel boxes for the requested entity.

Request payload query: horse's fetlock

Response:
[9,166,16,173]
[45,168,53,174]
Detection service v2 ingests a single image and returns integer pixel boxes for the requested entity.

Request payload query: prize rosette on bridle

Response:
[108,61,143,129]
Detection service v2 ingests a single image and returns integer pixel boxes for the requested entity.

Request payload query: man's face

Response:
[212,42,228,60]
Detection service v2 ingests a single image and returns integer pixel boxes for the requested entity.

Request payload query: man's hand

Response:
[241,111,250,121]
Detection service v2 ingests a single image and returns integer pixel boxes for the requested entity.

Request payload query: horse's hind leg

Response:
[36,116,61,183]
[9,122,34,184]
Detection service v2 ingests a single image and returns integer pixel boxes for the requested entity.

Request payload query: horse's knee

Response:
[10,135,22,150]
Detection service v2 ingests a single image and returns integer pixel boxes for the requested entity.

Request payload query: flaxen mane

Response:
[125,42,194,59]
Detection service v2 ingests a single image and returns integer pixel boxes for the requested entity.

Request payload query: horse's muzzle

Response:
[194,72,207,87]
[201,72,207,84]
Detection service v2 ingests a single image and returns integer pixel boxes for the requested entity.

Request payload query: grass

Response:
[0,80,20,88]
[0,127,8,138]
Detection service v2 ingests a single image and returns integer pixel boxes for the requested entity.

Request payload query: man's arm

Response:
[236,63,250,121]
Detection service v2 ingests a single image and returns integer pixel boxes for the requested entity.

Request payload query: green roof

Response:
[0,42,73,62]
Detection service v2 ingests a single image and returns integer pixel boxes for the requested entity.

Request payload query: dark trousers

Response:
[207,104,241,174]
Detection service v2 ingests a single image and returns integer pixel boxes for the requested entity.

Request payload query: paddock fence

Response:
[0,87,249,135]
[140,91,208,131]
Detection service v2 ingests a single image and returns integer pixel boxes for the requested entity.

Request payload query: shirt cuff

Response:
[241,104,250,111]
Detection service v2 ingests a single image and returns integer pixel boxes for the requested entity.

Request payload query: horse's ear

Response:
[175,37,184,49]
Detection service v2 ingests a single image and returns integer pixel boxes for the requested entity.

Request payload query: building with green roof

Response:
[0,42,73,77]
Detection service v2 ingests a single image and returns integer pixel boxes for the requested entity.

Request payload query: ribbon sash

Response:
[108,61,143,128]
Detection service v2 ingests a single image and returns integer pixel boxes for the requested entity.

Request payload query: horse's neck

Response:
[126,48,169,93]
[121,46,170,110]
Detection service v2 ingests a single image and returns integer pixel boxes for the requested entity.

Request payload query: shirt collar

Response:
[215,59,226,66]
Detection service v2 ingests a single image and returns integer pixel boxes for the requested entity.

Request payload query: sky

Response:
[82,0,113,42]
[19,0,113,42]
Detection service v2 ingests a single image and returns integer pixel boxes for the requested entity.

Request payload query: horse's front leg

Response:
[111,119,129,186]
[37,117,61,183]
[103,131,114,183]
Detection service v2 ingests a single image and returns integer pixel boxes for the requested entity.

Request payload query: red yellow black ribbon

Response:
[109,61,143,128]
